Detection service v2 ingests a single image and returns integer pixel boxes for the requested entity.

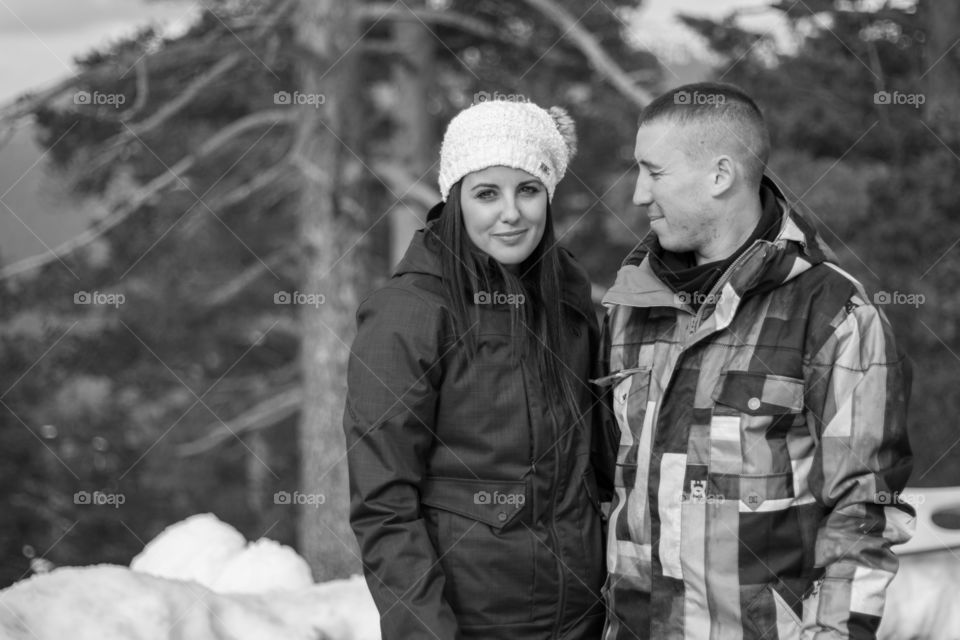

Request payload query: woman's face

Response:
[460,166,548,266]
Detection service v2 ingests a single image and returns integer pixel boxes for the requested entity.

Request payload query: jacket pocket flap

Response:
[712,371,804,415]
[420,476,527,529]
[590,367,649,388]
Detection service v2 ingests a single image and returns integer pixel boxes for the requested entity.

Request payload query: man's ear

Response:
[709,156,735,196]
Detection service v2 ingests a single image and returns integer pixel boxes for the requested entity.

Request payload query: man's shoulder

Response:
[780,260,872,311]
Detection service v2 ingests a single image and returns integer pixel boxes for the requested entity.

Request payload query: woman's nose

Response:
[499,198,521,223]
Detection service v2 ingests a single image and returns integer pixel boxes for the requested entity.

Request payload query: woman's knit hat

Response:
[438,100,578,202]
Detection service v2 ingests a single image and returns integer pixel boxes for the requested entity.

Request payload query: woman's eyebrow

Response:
[470,179,543,190]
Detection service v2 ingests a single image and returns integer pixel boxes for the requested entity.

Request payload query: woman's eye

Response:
[475,189,496,200]
[520,185,541,195]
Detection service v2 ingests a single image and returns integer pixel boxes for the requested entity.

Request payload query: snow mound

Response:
[1,512,378,639]
[130,513,313,593]
[210,537,314,593]
[131,513,246,587]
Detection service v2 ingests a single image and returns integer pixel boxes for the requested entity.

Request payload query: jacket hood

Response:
[393,203,595,316]
[604,176,839,310]
[392,211,445,281]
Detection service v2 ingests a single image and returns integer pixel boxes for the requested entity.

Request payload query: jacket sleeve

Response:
[343,287,459,640]
[802,297,914,640]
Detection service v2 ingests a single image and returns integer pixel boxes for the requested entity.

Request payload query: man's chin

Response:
[655,236,693,254]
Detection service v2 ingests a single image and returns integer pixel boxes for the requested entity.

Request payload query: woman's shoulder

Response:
[359,274,447,320]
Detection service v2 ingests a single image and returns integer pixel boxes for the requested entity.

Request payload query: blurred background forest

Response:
[1,0,958,589]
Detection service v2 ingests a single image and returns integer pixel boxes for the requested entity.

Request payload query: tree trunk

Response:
[292,0,364,581]
[388,5,436,265]
[922,0,960,144]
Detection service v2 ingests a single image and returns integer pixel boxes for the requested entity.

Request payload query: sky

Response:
[0,0,197,104]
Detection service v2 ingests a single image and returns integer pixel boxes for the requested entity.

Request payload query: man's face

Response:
[633,120,718,256]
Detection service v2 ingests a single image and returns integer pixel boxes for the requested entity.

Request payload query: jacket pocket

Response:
[710,371,807,479]
[712,370,804,415]
[591,368,652,488]
[420,476,534,626]
[710,372,815,588]
[580,465,606,563]
[743,582,802,640]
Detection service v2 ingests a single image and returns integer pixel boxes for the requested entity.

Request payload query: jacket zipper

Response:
[688,242,766,335]
[545,399,566,639]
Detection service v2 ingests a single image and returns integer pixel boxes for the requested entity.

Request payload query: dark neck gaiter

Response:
[650,182,782,310]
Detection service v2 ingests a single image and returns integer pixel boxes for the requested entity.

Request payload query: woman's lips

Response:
[492,229,528,244]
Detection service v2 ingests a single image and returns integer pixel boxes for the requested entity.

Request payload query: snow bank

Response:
[0,565,378,640]
[130,514,314,593]
[0,513,378,640]
[3,497,960,639]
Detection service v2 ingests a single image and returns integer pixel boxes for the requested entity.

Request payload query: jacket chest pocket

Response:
[709,371,808,509]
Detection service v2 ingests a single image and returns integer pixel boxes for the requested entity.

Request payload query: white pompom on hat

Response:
[438,100,578,202]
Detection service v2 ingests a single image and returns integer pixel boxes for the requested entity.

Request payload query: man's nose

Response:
[633,174,653,207]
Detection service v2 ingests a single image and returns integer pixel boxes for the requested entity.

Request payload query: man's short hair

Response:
[637,82,770,187]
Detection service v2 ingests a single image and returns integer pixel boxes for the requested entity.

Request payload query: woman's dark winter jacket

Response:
[343,224,608,640]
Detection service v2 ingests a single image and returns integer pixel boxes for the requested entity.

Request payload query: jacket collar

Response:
[603,176,837,311]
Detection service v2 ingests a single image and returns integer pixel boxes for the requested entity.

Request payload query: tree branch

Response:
[199,245,296,311]
[519,0,653,107]
[80,52,245,178]
[358,3,522,47]
[0,109,298,281]
[0,76,84,123]
[120,57,150,122]
[360,1,651,106]
[177,385,302,457]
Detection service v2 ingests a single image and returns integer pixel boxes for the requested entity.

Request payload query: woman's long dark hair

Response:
[427,181,583,428]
